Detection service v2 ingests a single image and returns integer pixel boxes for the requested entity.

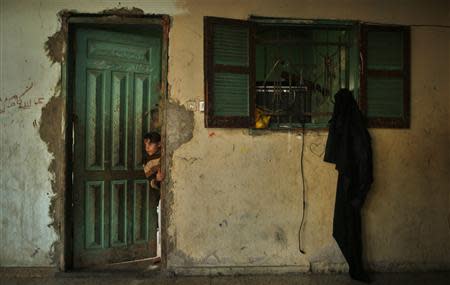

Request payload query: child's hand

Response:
[156,169,165,181]
[143,163,151,176]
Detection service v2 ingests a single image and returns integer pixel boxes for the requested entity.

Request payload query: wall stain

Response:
[203,251,221,265]
[219,219,228,227]
[30,248,40,258]
[274,226,287,248]
[169,249,196,267]
[176,155,199,165]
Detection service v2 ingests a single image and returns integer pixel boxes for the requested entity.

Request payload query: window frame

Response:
[204,16,256,128]
[359,24,411,128]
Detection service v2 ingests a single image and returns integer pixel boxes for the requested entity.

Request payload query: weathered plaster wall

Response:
[0,0,449,274]
[0,0,185,267]
[165,0,450,274]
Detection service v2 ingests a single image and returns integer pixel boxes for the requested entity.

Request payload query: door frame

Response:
[61,12,170,271]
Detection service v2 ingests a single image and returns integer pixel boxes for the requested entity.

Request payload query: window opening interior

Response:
[255,24,355,129]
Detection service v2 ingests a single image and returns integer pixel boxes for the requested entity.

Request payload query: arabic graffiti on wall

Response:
[0,82,45,114]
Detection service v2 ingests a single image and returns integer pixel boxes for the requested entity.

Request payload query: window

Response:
[204,17,410,129]
[360,25,410,128]
[204,17,255,128]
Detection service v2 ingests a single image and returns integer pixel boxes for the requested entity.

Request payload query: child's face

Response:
[144,139,160,155]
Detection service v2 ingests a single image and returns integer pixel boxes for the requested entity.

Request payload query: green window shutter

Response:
[204,17,255,128]
[360,24,410,128]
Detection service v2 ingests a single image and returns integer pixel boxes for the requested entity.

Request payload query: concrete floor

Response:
[1,271,449,285]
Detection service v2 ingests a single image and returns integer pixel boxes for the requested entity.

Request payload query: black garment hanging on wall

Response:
[324,89,373,283]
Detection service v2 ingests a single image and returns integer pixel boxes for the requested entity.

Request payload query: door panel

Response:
[86,70,106,171]
[73,28,161,268]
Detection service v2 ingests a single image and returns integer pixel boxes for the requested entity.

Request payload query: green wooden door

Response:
[73,28,161,268]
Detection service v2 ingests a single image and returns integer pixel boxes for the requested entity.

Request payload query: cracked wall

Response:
[1,0,449,274]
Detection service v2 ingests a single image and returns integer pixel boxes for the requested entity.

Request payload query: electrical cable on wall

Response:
[298,121,306,254]
[297,27,338,255]
[256,37,334,254]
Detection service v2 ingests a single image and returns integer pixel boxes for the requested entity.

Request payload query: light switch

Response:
[199,101,205,112]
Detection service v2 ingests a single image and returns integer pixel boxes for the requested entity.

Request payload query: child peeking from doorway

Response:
[143,131,164,194]
[143,131,163,264]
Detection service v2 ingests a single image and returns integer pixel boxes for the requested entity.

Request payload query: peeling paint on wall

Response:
[101,6,145,15]
[43,10,72,65]
[163,100,195,257]
[43,6,148,65]
[165,101,195,161]
[44,29,66,65]
[38,84,66,265]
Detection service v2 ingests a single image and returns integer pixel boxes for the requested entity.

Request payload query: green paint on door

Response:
[73,27,161,268]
